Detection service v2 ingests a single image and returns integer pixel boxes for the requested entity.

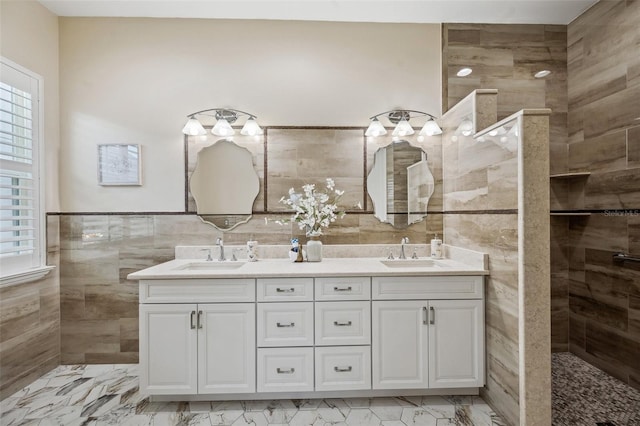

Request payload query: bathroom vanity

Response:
[128,249,488,401]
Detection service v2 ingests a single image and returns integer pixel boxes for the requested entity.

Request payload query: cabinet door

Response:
[139,304,198,394]
[372,301,428,389]
[428,299,484,388]
[198,303,256,394]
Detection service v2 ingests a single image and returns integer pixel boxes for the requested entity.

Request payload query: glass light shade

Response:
[240,117,262,136]
[365,118,387,137]
[182,117,206,136]
[488,126,507,137]
[419,119,443,136]
[211,118,235,136]
[458,119,473,136]
[392,119,414,137]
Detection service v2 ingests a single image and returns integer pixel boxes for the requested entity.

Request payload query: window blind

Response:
[0,60,41,276]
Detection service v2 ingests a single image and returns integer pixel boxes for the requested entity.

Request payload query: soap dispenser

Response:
[247,236,258,262]
[430,234,442,259]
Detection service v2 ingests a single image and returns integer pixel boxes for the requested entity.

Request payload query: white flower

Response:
[278,178,346,236]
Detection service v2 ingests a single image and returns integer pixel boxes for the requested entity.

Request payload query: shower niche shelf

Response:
[550,171,592,215]
[549,172,591,178]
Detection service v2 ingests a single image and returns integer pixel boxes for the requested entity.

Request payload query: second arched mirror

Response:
[367,140,434,228]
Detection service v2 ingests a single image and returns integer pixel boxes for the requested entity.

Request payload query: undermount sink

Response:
[380,259,439,268]
[174,261,246,271]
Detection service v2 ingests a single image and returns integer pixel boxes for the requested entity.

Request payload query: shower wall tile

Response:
[566,0,640,390]
[567,131,627,173]
[444,23,568,175]
[444,212,520,426]
[629,126,640,168]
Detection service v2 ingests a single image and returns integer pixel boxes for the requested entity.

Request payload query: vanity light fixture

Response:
[456,67,473,77]
[181,108,262,137]
[365,110,442,138]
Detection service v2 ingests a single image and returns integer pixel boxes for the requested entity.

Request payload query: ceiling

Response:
[38,0,598,25]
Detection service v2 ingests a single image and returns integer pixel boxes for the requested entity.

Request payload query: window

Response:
[0,58,51,285]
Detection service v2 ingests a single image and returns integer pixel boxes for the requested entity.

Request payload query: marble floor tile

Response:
[0,363,509,426]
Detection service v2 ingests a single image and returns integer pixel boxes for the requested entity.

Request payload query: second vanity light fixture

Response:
[182,108,262,137]
[365,110,443,138]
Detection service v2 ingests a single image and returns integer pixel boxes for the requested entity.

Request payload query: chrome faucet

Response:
[399,237,409,259]
[216,237,226,261]
[201,248,213,261]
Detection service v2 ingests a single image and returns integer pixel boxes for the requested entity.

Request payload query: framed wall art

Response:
[97,144,142,186]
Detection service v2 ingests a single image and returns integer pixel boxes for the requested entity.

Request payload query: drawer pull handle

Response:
[190,311,196,329]
[333,321,352,327]
[333,286,352,292]
[422,306,428,325]
[334,366,353,372]
[276,287,296,293]
[277,368,295,374]
[429,306,435,325]
[276,322,295,328]
[197,310,203,329]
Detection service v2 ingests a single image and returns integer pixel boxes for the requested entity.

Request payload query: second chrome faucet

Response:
[216,237,226,261]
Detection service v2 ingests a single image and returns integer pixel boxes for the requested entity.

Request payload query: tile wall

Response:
[0,217,61,399]
[443,22,570,354]
[561,0,640,391]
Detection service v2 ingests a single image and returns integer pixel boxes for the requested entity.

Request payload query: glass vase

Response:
[306,236,322,262]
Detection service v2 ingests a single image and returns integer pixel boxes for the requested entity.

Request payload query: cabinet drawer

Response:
[315,346,371,391]
[257,347,314,392]
[257,302,314,347]
[257,278,313,301]
[140,279,255,303]
[315,301,371,346]
[372,276,483,300]
[315,277,371,300]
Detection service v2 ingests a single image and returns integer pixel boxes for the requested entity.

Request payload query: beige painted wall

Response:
[59,18,441,212]
[1,0,60,212]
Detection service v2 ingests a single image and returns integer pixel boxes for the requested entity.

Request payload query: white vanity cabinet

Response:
[372,276,484,390]
[139,279,256,395]
[136,268,485,400]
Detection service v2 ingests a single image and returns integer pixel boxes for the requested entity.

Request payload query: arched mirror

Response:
[367,140,434,228]
[190,139,260,230]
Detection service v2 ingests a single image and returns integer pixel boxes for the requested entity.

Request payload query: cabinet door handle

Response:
[333,286,352,292]
[422,306,428,325]
[277,368,295,374]
[333,320,352,327]
[429,306,435,325]
[276,287,296,293]
[190,311,196,329]
[197,310,203,329]
[334,366,353,372]
[276,322,295,328]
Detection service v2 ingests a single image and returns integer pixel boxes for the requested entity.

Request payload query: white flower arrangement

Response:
[278,178,346,236]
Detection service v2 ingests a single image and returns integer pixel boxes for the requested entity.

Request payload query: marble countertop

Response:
[127,256,489,280]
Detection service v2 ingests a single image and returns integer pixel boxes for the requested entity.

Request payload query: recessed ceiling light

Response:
[534,70,551,78]
[456,67,473,77]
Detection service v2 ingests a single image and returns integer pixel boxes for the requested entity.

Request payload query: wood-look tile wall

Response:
[564,0,640,391]
[58,127,444,364]
[0,216,61,399]
[443,23,570,360]
[441,105,521,426]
